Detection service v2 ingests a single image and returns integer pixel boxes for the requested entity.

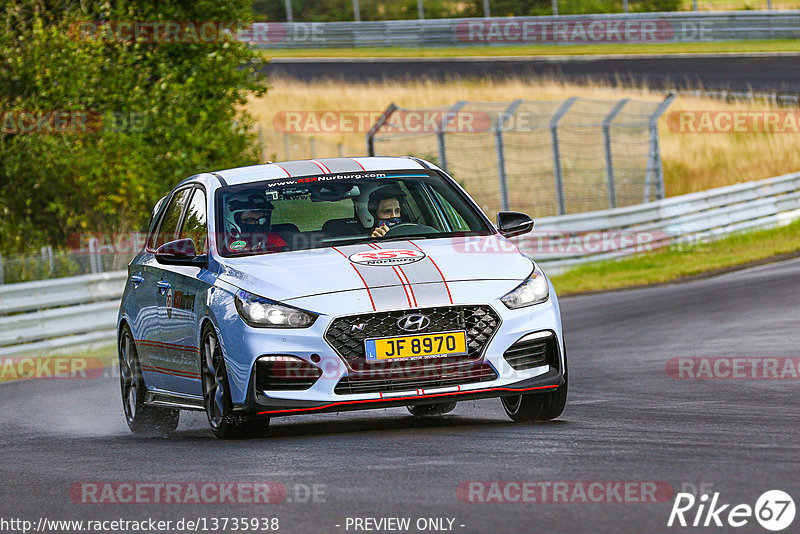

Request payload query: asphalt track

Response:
[266,54,800,93]
[1,258,799,533]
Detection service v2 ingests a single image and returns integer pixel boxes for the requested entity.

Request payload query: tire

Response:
[201,326,270,439]
[119,326,179,436]
[501,380,567,422]
[407,402,457,417]
[502,348,568,422]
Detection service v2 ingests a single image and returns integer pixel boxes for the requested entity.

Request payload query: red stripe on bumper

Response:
[256,384,559,415]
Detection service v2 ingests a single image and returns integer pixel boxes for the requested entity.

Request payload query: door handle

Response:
[156,280,172,295]
[130,274,144,288]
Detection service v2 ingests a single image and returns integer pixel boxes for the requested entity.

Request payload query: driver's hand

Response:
[371,225,389,238]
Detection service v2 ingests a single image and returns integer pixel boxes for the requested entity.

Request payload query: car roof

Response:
[213,156,433,186]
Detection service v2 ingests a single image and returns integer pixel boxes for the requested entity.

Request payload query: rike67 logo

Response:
[668,490,795,531]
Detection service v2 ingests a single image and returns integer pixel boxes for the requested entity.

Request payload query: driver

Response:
[368,186,405,238]
[228,194,287,252]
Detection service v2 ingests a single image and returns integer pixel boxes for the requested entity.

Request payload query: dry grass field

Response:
[247,77,800,199]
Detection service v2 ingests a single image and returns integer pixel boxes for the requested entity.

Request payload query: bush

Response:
[0,0,267,253]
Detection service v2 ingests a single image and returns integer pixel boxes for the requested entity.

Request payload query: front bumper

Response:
[251,367,564,416]
[225,290,565,417]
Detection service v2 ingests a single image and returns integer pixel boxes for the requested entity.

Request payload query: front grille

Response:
[503,332,559,371]
[255,356,322,391]
[334,360,497,395]
[325,305,501,371]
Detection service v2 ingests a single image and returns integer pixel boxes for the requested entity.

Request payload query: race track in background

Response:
[266,53,800,93]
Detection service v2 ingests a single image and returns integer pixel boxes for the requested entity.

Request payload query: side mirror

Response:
[497,211,534,238]
[155,238,207,267]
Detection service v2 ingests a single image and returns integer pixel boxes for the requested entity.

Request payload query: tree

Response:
[0,0,267,252]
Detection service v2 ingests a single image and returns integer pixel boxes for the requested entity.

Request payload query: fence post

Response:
[550,97,577,215]
[437,101,466,172]
[89,237,99,274]
[494,100,524,212]
[309,137,316,159]
[602,99,629,209]
[418,0,424,19]
[40,246,47,278]
[284,133,291,161]
[0,253,4,285]
[285,0,293,22]
[366,103,398,156]
[552,0,558,15]
[353,0,361,22]
[622,0,628,13]
[258,124,265,162]
[483,0,490,17]
[338,143,344,158]
[644,93,675,202]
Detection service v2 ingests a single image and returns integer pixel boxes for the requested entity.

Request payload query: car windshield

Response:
[215,170,493,256]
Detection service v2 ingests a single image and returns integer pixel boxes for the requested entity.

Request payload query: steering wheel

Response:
[383,223,437,237]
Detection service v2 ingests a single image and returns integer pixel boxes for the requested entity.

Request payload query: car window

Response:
[431,189,471,231]
[271,197,354,232]
[215,171,492,256]
[153,188,192,250]
[179,188,208,253]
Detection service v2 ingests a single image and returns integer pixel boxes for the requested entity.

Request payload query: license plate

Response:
[364,331,468,362]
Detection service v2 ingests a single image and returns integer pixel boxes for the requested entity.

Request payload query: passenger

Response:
[228,194,286,252]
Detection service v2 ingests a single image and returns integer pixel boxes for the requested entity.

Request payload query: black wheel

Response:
[407,402,457,417]
[501,380,567,422]
[118,326,179,436]
[201,326,270,439]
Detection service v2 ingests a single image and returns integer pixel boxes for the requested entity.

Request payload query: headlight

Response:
[500,266,550,309]
[235,290,317,328]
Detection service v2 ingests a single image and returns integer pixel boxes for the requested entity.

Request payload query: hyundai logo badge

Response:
[397,314,431,332]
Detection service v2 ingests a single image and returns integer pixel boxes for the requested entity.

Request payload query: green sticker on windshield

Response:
[230,240,246,251]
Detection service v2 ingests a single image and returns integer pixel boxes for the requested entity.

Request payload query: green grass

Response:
[550,218,800,295]
[263,39,800,58]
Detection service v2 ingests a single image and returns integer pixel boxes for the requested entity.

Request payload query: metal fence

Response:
[277,1,787,22]
[254,12,800,48]
[367,95,673,219]
[0,245,132,285]
[2,170,799,356]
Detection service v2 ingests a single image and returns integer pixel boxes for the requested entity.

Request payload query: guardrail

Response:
[530,170,800,273]
[0,272,125,356]
[1,170,799,356]
[254,11,800,48]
